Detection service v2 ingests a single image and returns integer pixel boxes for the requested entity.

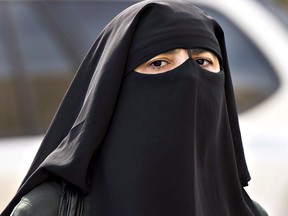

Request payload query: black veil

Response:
[2,1,260,215]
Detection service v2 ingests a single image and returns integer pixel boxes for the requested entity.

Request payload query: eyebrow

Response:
[191,49,219,60]
[163,49,181,55]
[164,48,207,56]
[191,48,206,55]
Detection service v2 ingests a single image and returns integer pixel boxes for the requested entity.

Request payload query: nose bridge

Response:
[187,49,193,59]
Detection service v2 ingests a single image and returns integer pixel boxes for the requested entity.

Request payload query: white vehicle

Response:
[0,0,287,215]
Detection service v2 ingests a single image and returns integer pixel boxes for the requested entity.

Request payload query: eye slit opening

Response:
[135,48,221,74]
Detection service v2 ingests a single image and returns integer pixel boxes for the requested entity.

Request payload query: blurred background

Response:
[0,0,288,215]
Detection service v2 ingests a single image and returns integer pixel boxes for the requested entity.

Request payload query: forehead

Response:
[126,2,222,72]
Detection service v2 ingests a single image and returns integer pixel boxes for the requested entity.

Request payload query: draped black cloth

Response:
[2,0,262,215]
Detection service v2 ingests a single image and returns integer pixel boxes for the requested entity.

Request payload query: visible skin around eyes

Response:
[135,48,221,74]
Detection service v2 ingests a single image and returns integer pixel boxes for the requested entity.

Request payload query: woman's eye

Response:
[149,60,168,70]
[195,58,210,67]
[192,52,220,73]
[194,57,220,73]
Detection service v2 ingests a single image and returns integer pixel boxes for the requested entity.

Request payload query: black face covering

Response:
[2,1,262,216]
[89,59,255,215]
[91,59,227,215]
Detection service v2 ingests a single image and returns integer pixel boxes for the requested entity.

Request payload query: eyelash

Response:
[194,58,213,66]
[146,55,215,73]
[149,58,212,69]
[149,60,168,70]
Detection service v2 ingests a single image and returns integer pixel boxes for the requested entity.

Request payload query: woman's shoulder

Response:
[253,200,269,216]
[10,181,61,216]
[10,180,90,216]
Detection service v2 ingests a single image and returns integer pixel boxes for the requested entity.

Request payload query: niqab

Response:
[2,1,262,215]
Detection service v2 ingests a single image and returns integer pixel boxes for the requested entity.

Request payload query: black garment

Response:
[2,0,262,215]
[90,60,252,215]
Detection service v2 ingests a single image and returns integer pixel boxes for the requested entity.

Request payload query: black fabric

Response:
[90,60,252,215]
[58,181,84,216]
[2,0,261,215]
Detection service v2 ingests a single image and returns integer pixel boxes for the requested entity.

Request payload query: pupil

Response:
[196,59,204,65]
[153,60,162,67]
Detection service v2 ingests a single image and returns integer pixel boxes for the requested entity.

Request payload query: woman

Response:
[2,0,268,215]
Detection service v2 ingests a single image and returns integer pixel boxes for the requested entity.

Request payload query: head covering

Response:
[2,0,262,215]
